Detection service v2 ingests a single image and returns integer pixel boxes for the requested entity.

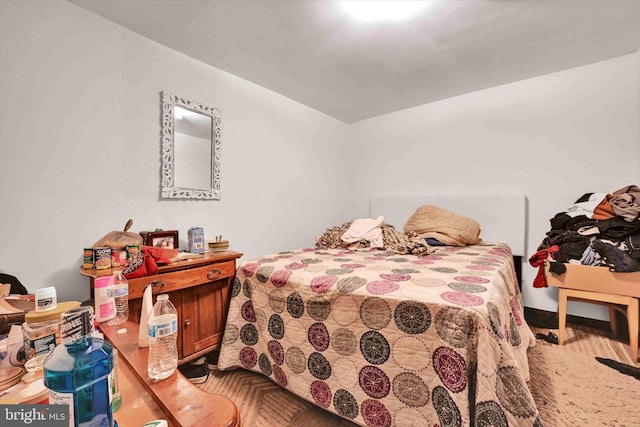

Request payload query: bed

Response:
[217,196,540,426]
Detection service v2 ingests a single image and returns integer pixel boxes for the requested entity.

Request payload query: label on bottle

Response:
[95,287,116,322]
[61,306,95,344]
[37,296,55,311]
[25,333,57,358]
[148,315,178,338]
[112,285,128,298]
[49,390,74,427]
[108,367,114,404]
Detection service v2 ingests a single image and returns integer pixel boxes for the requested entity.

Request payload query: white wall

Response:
[1,1,638,321]
[0,0,351,303]
[637,48,640,179]
[349,54,638,319]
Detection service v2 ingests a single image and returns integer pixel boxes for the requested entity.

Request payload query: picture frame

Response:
[139,230,179,250]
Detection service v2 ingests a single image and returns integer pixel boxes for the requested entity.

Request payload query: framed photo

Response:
[140,230,179,250]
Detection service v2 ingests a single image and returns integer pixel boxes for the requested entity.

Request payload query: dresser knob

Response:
[207,269,221,280]
[149,280,165,290]
[184,319,191,327]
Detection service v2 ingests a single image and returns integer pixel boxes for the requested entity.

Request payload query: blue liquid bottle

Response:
[44,306,114,427]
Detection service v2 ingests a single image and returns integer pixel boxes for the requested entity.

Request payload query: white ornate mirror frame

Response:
[161,91,222,200]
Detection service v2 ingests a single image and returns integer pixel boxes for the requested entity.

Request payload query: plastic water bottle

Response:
[44,306,114,427]
[147,294,178,381]
[109,270,129,325]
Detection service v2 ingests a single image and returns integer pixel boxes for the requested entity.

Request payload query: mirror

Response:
[161,91,221,200]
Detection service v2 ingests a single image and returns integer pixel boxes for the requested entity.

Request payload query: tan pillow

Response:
[403,205,481,246]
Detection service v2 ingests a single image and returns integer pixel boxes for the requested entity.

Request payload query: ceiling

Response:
[70,0,640,123]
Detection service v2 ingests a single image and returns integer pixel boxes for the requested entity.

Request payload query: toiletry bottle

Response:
[44,306,114,427]
[94,275,116,323]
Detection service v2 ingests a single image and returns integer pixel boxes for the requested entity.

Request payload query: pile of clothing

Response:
[316,206,484,257]
[122,246,173,279]
[530,185,640,287]
[316,216,434,256]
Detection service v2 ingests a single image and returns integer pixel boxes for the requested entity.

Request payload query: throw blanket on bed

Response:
[218,243,539,426]
[404,205,481,247]
[317,221,434,256]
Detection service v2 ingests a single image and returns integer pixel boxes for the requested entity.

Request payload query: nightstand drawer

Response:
[128,261,236,299]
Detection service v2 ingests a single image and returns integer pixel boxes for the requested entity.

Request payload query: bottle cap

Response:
[61,306,95,345]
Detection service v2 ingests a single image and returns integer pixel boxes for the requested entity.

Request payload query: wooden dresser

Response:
[81,250,242,364]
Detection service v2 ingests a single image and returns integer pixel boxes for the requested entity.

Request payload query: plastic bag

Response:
[93,219,143,250]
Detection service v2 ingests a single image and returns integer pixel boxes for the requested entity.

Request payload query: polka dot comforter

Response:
[217,242,541,426]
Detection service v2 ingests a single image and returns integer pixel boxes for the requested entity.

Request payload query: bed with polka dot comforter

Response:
[217,242,541,426]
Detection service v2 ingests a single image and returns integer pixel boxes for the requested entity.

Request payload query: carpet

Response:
[528,325,639,427]
[199,323,640,426]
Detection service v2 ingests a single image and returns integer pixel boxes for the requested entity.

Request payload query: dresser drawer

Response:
[128,260,236,300]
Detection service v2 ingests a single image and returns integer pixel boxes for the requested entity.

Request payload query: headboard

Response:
[369,195,526,257]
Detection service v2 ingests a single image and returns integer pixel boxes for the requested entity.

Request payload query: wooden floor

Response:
[198,316,640,426]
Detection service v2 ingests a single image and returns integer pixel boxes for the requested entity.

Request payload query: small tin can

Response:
[126,244,140,259]
[111,249,127,267]
[93,247,112,270]
[83,248,94,269]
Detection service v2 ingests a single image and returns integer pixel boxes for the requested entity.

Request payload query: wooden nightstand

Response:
[545,261,640,362]
[81,250,242,364]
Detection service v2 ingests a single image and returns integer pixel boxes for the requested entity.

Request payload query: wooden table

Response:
[100,321,240,427]
[545,261,640,362]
